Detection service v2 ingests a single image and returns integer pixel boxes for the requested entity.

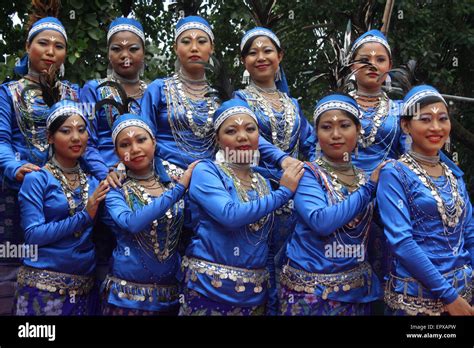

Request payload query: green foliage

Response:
[0,0,473,195]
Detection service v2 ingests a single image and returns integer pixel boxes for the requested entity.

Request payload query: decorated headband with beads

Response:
[175,16,214,42]
[350,29,391,58]
[313,94,361,126]
[107,17,145,44]
[240,27,281,51]
[213,100,258,131]
[111,116,155,145]
[27,17,67,43]
[46,101,87,130]
[402,85,447,116]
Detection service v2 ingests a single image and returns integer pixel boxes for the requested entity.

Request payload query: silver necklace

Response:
[51,156,80,174]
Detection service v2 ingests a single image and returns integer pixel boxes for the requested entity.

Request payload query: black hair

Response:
[48,114,71,135]
[241,35,282,58]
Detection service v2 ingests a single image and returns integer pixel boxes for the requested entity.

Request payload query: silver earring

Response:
[107,63,113,77]
[354,144,359,159]
[215,149,226,164]
[316,142,321,158]
[384,74,391,91]
[445,136,451,153]
[242,69,250,85]
[59,63,65,78]
[405,133,412,150]
[139,62,145,78]
[275,66,282,82]
[251,149,260,167]
[116,162,126,177]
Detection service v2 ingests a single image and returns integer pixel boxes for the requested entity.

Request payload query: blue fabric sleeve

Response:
[139,80,162,136]
[80,81,109,180]
[0,85,28,181]
[105,183,186,234]
[376,163,459,304]
[258,136,288,167]
[18,171,93,247]
[294,166,376,237]
[188,161,292,227]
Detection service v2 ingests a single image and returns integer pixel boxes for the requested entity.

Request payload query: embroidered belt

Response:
[104,274,179,303]
[384,265,473,316]
[17,266,94,296]
[281,262,372,299]
[182,256,269,294]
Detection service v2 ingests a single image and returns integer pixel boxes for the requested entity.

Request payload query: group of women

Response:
[0,6,472,317]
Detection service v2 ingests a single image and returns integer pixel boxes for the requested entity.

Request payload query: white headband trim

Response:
[214,107,258,131]
[28,23,67,42]
[107,24,145,44]
[175,22,214,42]
[112,119,155,144]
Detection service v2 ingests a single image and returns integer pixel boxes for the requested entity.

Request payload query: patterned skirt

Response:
[178,289,265,316]
[13,285,98,316]
[101,301,179,316]
[279,284,371,316]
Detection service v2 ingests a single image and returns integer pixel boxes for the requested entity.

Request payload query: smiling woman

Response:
[0,0,82,315]
[13,100,109,316]
[378,85,474,316]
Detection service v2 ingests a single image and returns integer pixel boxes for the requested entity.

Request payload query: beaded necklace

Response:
[244,84,299,153]
[123,175,182,262]
[218,162,272,244]
[312,159,372,248]
[400,153,464,228]
[46,158,89,238]
[350,90,390,149]
[164,74,218,159]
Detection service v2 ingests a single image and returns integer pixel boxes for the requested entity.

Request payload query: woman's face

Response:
[402,101,451,156]
[317,110,360,162]
[48,115,88,162]
[243,36,282,86]
[217,114,259,164]
[174,29,213,75]
[27,30,66,74]
[352,42,392,92]
[108,31,144,79]
[115,126,155,174]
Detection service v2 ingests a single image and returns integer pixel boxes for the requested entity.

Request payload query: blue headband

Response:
[240,27,289,95]
[111,114,155,145]
[15,17,67,76]
[213,99,258,131]
[402,85,447,116]
[47,100,88,130]
[175,16,214,42]
[350,29,391,58]
[313,94,361,126]
[240,27,281,51]
[27,17,67,43]
[107,17,145,44]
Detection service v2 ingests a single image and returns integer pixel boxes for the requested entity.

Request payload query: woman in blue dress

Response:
[179,99,304,315]
[80,16,149,293]
[81,17,148,181]
[14,100,109,315]
[347,30,406,288]
[281,94,384,315]
[234,28,315,298]
[101,113,196,315]
[140,16,298,180]
[0,9,79,314]
[378,85,473,316]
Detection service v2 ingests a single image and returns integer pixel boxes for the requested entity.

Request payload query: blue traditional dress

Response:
[13,101,99,316]
[179,99,294,315]
[235,27,316,314]
[0,17,79,315]
[100,114,186,315]
[82,17,148,181]
[347,30,406,290]
[281,94,381,316]
[377,86,473,316]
